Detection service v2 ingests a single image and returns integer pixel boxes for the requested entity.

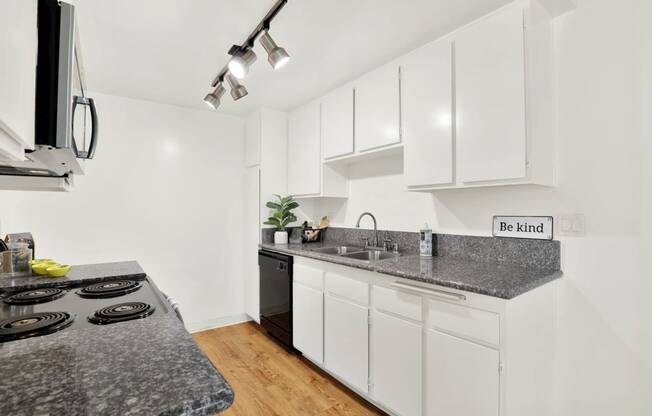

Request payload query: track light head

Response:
[259,31,290,70]
[225,73,248,101]
[203,83,226,109]
[228,48,257,79]
[205,0,290,105]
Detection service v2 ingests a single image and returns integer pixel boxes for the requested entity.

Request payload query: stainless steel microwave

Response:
[31,0,98,175]
[0,0,97,182]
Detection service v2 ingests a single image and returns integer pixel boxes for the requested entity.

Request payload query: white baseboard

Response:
[186,313,251,333]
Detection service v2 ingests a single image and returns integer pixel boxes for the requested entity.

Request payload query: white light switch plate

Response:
[556,213,585,236]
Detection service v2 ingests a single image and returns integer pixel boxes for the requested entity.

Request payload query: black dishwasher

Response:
[258,250,293,349]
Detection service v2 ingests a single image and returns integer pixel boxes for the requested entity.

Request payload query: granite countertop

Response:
[260,242,562,299]
[0,261,147,292]
[0,261,234,416]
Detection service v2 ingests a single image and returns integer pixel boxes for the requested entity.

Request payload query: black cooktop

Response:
[0,278,168,343]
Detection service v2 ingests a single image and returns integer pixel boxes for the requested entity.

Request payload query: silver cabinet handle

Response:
[390,281,466,301]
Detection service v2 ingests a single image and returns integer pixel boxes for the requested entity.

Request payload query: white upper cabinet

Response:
[287,101,321,196]
[402,39,453,188]
[0,0,37,161]
[354,62,401,152]
[321,85,354,159]
[287,101,348,199]
[244,112,261,167]
[288,1,554,191]
[455,5,527,183]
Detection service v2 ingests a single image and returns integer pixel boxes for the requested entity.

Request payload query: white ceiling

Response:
[75,0,512,116]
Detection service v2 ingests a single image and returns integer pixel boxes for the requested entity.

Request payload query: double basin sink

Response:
[310,245,400,262]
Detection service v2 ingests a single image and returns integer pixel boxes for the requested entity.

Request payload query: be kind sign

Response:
[492,216,553,240]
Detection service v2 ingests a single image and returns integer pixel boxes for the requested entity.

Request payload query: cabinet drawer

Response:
[373,285,422,322]
[294,263,324,291]
[325,272,369,306]
[427,298,499,346]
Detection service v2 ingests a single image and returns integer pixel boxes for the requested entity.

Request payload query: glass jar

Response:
[0,242,33,277]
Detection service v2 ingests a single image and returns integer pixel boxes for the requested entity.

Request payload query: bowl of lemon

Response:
[31,260,72,277]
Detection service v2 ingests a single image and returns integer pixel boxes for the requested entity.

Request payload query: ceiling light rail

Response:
[204,0,290,109]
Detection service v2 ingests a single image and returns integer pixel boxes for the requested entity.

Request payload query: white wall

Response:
[0,93,247,332]
[315,0,652,414]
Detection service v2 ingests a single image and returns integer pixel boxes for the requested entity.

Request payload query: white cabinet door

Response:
[245,112,261,167]
[426,329,500,416]
[0,0,37,160]
[321,86,354,159]
[455,5,527,183]
[402,39,453,187]
[293,282,324,363]
[325,294,369,393]
[354,63,401,152]
[372,310,422,416]
[244,166,260,323]
[287,101,321,195]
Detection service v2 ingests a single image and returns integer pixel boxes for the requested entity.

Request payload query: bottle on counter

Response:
[419,223,433,257]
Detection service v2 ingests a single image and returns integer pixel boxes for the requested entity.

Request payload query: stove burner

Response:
[0,312,74,343]
[3,288,66,305]
[76,280,142,298]
[88,302,155,325]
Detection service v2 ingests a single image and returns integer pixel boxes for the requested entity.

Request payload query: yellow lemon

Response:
[46,264,71,277]
[32,261,57,275]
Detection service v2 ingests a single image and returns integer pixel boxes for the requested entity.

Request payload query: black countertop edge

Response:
[259,243,562,300]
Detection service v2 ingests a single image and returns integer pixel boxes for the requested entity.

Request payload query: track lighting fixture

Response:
[225,73,248,101]
[228,48,257,79]
[203,0,290,107]
[259,31,290,70]
[203,83,226,110]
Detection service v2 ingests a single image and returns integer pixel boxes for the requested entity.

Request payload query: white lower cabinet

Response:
[291,257,556,416]
[292,282,324,363]
[371,310,422,416]
[324,293,369,393]
[426,329,500,416]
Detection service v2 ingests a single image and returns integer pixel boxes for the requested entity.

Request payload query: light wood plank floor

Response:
[193,322,387,416]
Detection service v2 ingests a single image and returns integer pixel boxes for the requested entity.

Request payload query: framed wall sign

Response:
[492,216,553,240]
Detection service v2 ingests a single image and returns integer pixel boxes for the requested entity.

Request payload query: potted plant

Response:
[264,194,299,245]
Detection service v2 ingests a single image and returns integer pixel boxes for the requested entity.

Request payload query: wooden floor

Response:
[193,322,387,416]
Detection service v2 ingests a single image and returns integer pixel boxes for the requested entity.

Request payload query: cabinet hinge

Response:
[368,377,373,388]
[498,362,504,373]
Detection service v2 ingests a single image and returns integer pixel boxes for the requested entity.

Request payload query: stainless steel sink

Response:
[341,250,400,262]
[311,246,365,255]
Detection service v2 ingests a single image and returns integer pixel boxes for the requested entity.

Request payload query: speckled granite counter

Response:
[0,261,146,292]
[260,242,562,299]
[0,262,234,415]
[0,313,233,416]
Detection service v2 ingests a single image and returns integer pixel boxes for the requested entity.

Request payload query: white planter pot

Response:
[274,231,288,245]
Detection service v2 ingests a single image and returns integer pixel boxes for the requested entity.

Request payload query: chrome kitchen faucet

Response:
[355,212,381,249]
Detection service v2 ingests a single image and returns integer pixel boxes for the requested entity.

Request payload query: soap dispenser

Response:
[419,223,433,257]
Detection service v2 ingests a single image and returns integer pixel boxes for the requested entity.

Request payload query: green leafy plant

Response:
[264,194,299,231]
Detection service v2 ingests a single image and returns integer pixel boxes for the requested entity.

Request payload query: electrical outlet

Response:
[556,214,586,236]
